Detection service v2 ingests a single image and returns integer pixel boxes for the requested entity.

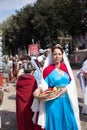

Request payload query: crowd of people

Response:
[1,44,87,130]
[2,49,49,91]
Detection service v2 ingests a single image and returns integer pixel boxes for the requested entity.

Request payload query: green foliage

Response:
[0,0,86,55]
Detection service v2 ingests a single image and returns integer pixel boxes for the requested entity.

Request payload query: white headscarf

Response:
[31,44,81,130]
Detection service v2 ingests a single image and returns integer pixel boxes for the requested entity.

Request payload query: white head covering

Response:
[81,59,87,71]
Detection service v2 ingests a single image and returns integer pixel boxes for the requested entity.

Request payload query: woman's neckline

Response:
[55,63,61,69]
[55,68,64,76]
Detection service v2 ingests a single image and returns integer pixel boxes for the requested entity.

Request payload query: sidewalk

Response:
[0,70,87,130]
[73,70,87,130]
[0,82,17,130]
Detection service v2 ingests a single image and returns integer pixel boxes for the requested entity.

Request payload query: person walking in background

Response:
[2,57,12,92]
[17,54,42,85]
[17,56,27,78]
[32,44,81,130]
[16,62,37,130]
[37,49,46,71]
[77,58,87,114]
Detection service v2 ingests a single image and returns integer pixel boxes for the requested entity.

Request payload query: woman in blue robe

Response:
[43,64,78,130]
[33,44,81,130]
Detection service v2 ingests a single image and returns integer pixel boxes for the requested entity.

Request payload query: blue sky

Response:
[0,0,37,23]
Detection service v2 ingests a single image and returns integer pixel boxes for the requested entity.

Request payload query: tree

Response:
[0,0,86,55]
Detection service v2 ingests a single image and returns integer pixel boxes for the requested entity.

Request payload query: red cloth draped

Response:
[16,74,37,130]
[43,63,70,79]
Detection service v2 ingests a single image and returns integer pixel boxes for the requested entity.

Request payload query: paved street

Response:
[73,70,87,130]
[0,69,87,130]
[0,82,17,130]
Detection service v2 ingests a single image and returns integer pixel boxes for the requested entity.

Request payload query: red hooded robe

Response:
[16,74,37,130]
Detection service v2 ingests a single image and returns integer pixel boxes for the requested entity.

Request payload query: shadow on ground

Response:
[0,110,17,130]
[8,95,16,100]
[78,97,87,123]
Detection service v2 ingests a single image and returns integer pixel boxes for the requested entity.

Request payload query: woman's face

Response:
[52,48,63,64]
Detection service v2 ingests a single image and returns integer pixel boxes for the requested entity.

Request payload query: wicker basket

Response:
[36,87,62,101]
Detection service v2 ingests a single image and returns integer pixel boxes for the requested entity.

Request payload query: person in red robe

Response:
[16,62,37,130]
